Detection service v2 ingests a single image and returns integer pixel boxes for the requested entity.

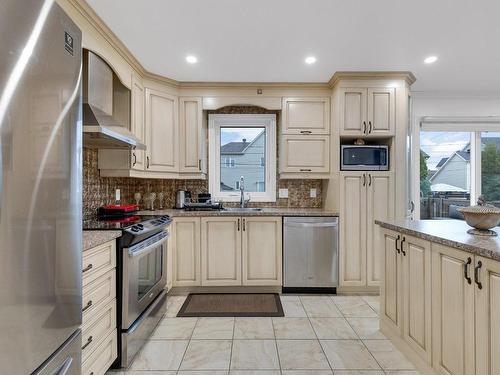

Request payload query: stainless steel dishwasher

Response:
[283,216,339,293]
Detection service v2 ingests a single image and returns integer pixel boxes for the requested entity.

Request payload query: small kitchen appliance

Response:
[341,144,389,171]
[176,190,192,208]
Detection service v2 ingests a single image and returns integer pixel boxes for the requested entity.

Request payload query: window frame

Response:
[413,117,500,218]
[208,114,276,202]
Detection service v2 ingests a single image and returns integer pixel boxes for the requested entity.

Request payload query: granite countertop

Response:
[137,207,339,217]
[83,230,122,251]
[376,219,500,261]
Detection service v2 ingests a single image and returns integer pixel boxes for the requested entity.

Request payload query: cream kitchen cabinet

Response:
[172,217,201,286]
[280,135,330,174]
[242,217,282,286]
[281,97,330,135]
[201,217,242,286]
[339,87,395,136]
[178,216,283,287]
[144,87,178,172]
[431,243,475,375]
[130,74,146,171]
[380,229,402,333]
[340,171,393,289]
[179,97,205,173]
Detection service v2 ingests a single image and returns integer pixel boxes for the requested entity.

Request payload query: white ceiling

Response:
[86,0,500,92]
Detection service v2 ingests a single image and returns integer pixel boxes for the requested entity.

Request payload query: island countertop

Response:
[376,219,500,261]
[83,230,121,251]
[137,207,339,217]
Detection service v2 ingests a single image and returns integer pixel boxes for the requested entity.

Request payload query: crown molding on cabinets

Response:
[329,71,417,87]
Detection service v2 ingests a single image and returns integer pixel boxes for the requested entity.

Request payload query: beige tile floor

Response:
[108,295,421,375]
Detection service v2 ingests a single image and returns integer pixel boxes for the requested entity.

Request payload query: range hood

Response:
[82,50,146,150]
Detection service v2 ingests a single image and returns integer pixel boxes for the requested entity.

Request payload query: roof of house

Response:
[456,150,471,161]
[436,157,449,168]
[430,151,470,182]
[221,130,265,155]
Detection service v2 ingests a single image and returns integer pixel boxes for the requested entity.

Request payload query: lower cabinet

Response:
[172,216,283,287]
[82,239,117,375]
[380,227,500,375]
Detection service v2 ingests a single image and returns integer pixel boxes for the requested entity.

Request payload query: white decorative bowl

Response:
[458,204,500,236]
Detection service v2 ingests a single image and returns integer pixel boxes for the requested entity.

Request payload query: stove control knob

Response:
[131,225,140,232]
[137,224,144,229]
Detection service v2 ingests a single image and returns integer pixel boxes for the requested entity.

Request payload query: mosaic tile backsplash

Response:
[83,106,323,217]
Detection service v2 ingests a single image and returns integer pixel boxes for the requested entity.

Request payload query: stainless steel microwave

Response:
[341,145,389,171]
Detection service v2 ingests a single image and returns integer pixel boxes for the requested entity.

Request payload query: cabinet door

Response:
[280,135,330,173]
[131,75,145,170]
[402,235,432,364]
[475,255,500,375]
[380,229,403,333]
[242,217,282,286]
[339,172,367,286]
[367,88,395,136]
[179,97,205,173]
[282,97,330,134]
[145,88,178,172]
[201,217,242,286]
[339,88,367,136]
[432,244,475,375]
[172,218,201,287]
[366,172,393,286]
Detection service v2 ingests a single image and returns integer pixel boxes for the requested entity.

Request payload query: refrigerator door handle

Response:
[55,356,73,375]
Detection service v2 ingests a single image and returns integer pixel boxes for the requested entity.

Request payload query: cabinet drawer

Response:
[82,330,117,375]
[82,299,116,362]
[83,240,116,286]
[280,135,330,173]
[83,270,116,325]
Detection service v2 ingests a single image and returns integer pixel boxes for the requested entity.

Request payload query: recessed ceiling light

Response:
[305,56,317,64]
[424,56,438,64]
[186,55,197,64]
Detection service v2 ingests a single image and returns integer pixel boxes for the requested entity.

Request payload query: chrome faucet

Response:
[239,176,250,208]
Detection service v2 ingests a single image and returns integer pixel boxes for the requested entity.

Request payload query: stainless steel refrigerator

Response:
[0,1,83,374]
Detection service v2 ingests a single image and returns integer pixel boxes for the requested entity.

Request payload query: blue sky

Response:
[221,127,263,146]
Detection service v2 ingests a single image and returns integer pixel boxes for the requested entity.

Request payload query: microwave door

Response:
[342,147,388,170]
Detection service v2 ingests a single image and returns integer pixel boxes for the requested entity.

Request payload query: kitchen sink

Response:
[223,207,263,212]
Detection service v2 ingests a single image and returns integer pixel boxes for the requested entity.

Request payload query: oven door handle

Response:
[126,233,170,258]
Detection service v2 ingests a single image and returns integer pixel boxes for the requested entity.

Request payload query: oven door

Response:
[122,231,169,329]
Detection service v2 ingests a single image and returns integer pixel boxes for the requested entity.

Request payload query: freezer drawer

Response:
[33,330,82,375]
[283,217,339,288]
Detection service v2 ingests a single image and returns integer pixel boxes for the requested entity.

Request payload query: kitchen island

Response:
[376,219,499,375]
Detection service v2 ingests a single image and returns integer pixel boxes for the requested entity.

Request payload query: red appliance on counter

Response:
[98,204,139,217]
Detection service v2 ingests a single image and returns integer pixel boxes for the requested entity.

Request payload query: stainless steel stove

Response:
[84,214,172,367]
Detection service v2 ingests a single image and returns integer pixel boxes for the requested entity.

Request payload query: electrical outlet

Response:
[279,188,289,198]
[115,189,121,202]
[310,188,317,198]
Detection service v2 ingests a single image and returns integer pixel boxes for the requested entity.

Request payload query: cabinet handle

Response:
[369,121,372,133]
[300,130,312,134]
[474,260,483,289]
[368,174,372,186]
[395,235,401,254]
[363,173,366,186]
[363,121,367,134]
[82,300,92,312]
[300,169,312,172]
[237,218,240,231]
[132,152,137,166]
[401,236,406,256]
[81,335,93,350]
[82,264,93,273]
[146,156,150,169]
[198,159,202,171]
[243,218,246,231]
[464,257,472,284]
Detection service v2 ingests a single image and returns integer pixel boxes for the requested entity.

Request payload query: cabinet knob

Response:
[299,169,312,172]
[395,235,401,254]
[464,257,472,284]
[146,156,150,169]
[368,121,372,133]
[474,261,483,289]
[363,121,367,134]
[300,130,312,134]
[400,236,406,256]
[82,264,93,273]
[132,152,137,166]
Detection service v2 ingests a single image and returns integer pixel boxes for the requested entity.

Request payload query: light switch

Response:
[310,188,317,198]
[279,188,289,198]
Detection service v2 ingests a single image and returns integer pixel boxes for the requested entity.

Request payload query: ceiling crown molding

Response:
[328,71,417,87]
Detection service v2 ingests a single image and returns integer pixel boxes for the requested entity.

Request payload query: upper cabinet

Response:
[339,87,395,136]
[130,75,145,171]
[144,88,178,172]
[179,97,205,174]
[282,97,330,134]
[280,135,330,174]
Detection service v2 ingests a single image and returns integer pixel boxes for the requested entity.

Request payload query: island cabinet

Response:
[81,239,117,375]
[171,216,283,288]
[379,226,500,375]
